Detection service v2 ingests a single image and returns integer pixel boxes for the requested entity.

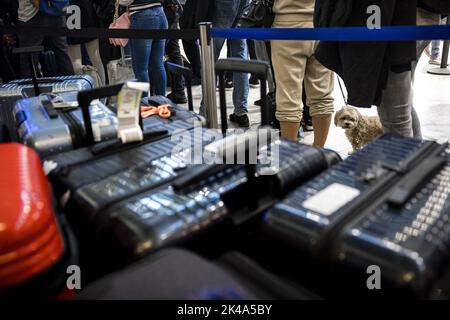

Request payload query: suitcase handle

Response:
[78,83,128,146]
[165,62,194,112]
[387,157,446,207]
[216,58,270,134]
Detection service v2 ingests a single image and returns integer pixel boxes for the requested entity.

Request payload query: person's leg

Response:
[43,17,74,75]
[303,45,334,148]
[271,37,307,141]
[150,39,167,96]
[411,106,422,139]
[229,38,249,116]
[166,38,187,99]
[198,0,232,116]
[254,40,275,92]
[67,44,83,75]
[377,70,414,137]
[129,13,152,86]
[182,39,202,79]
[0,41,16,82]
[149,6,168,96]
[414,8,441,77]
[85,39,106,87]
[431,40,441,60]
[18,13,46,78]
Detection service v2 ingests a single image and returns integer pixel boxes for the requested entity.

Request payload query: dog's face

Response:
[334,107,361,130]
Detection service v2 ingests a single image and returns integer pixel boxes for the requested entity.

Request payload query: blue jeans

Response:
[200,0,249,116]
[130,6,168,96]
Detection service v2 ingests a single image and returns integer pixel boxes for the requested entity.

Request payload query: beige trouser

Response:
[271,20,334,123]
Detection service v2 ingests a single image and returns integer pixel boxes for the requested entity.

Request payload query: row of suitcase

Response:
[3,131,449,299]
[1,58,450,299]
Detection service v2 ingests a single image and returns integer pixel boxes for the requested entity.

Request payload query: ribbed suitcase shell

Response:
[88,141,340,263]
[14,95,117,157]
[0,143,64,290]
[334,143,450,297]
[0,75,95,141]
[264,135,427,255]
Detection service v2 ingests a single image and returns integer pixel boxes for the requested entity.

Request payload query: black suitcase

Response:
[332,141,450,298]
[45,83,213,201]
[77,249,320,300]
[264,134,450,297]
[73,59,340,267]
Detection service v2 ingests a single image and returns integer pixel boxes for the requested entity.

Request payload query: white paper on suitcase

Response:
[302,183,360,216]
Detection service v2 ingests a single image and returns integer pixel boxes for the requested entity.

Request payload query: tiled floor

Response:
[180,50,450,159]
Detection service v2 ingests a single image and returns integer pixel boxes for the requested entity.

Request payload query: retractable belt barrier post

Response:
[429,15,450,76]
[199,23,219,129]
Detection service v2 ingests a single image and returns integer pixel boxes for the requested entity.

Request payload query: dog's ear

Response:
[334,108,343,126]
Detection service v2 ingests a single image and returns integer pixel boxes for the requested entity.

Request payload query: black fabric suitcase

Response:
[264,134,450,297]
[0,75,95,141]
[76,249,320,300]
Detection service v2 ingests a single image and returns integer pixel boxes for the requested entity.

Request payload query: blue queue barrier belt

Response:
[0,25,449,41]
[211,25,450,41]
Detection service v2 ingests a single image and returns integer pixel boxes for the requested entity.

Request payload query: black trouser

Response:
[18,12,74,78]
[165,7,186,96]
[0,40,17,82]
[182,39,202,79]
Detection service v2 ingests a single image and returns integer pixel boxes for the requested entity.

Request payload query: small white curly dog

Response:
[334,106,384,152]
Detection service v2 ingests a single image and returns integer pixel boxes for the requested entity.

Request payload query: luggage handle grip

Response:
[78,83,125,146]
[387,157,446,207]
[216,59,270,134]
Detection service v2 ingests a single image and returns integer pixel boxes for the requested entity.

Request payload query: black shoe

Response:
[225,79,233,90]
[249,76,259,88]
[301,118,314,132]
[191,77,202,86]
[167,92,188,104]
[229,113,250,128]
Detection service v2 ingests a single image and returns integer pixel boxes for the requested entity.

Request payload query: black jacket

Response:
[418,0,450,14]
[68,0,100,44]
[180,0,214,29]
[314,0,417,108]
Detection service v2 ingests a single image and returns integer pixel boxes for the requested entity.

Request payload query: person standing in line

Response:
[17,0,74,77]
[165,0,188,103]
[120,0,168,96]
[271,0,334,146]
[199,0,251,128]
[67,0,106,86]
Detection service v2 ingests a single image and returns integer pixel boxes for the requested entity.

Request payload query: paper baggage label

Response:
[302,183,360,216]
[117,82,149,144]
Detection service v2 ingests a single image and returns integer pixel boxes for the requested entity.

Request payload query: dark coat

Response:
[68,0,100,45]
[314,0,417,108]
[418,0,450,14]
[179,0,214,29]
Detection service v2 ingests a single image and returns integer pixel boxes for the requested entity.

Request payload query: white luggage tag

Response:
[117,82,149,144]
